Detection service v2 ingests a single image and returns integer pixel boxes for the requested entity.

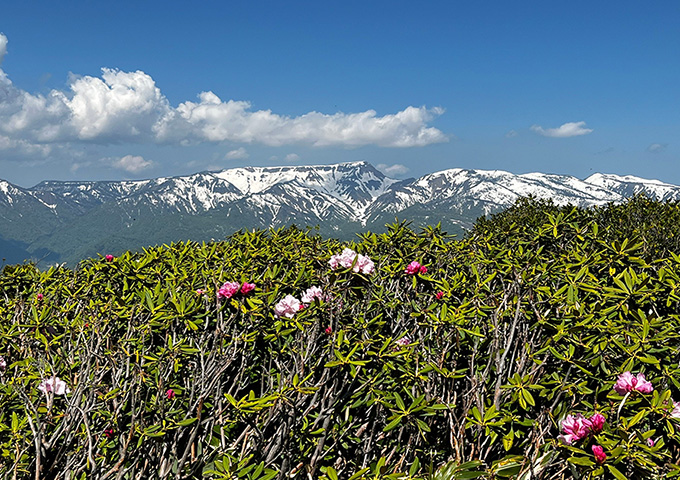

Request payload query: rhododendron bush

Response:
[2,196,680,479]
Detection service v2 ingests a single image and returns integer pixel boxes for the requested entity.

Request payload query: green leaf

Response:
[606,465,628,480]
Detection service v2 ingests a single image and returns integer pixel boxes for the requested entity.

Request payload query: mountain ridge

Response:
[2,161,680,265]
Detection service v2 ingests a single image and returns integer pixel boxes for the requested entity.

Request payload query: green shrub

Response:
[1,199,680,479]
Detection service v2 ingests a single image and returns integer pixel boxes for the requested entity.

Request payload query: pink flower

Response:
[36,293,44,301]
[436,291,444,300]
[166,388,175,399]
[592,445,606,464]
[38,376,70,395]
[647,437,656,447]
[105,254,114,262]
[395,336,411,347]
[104,428,114,439]
[196,289,206,295]
[301,286,324,304]
[240,282,256,295]
[614,371,653,395]
[405,261,422,275]
[329,248,375,275]
[419,265,427,274]
[0,356,6,371]
[325,326,332,335]
[355,254,375,275]
[218,281,240,299]
[274,295,301,319]
[558,414,591,445]
[589,413,605,434]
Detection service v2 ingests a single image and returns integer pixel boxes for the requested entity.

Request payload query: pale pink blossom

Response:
[329,248,375,275]
[240,282,256,295]
[614,371,653,395]
[274,295,301,319]
[0,356,6,371]
[647,437,656,447]
[38,376,70,395]
[395,336,411,346]
[301,286,324,304]
[670,400,680,418]
[558,414,591,445]
[592,445,606,464]
[218,281,241,299]
[196,289,206,295]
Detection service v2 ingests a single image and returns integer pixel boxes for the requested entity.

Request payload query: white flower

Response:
[38,376,71,395]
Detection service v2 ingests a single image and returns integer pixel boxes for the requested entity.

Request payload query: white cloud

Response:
[376,163,409,176]
[109,154,154,173]
[0,34,447,155]
[530,121,593,138]
[224,147,249,160]
[647,143,667,153]
[166,94,447,147]
[284,153,300,162]
[0,33,7,65]
[505,130,517,138]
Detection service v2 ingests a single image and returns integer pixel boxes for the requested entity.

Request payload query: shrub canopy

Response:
[2,196,680,479]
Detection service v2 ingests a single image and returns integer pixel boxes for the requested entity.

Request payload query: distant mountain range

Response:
[2,161,680,266]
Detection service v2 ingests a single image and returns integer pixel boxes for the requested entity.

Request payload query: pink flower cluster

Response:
[274,286,325,318]
[0,356,6,371]
[274,295,301,319]
[329,248,375,275]
[614,371,653,395]
[166,388,176,399]
[38,376,70,396]
[274,286,325,319]
[558,412,605,445]
[301,286,324,304]
[405,261,427,275]
[395,336,411,346]
[218,281,256,299]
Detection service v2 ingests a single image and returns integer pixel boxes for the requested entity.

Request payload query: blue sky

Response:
[0,0,678,187]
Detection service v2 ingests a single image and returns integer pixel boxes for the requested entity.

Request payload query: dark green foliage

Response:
[2,198,680,479]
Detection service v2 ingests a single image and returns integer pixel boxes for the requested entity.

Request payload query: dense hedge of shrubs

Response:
[2,196,680,479]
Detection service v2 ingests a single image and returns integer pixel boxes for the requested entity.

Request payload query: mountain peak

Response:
[3,162,680,265]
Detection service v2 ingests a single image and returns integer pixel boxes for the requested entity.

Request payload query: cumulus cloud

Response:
[377,163,409,176]
[0,33,7,65]
[530,121,593,138]
[109,154,154,173]
[284,153,300,162]
[224,147,249,160]
[0,35,447,155]
[647,143,668,153]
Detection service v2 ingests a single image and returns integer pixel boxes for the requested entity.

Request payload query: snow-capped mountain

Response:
[2,161,680,265]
